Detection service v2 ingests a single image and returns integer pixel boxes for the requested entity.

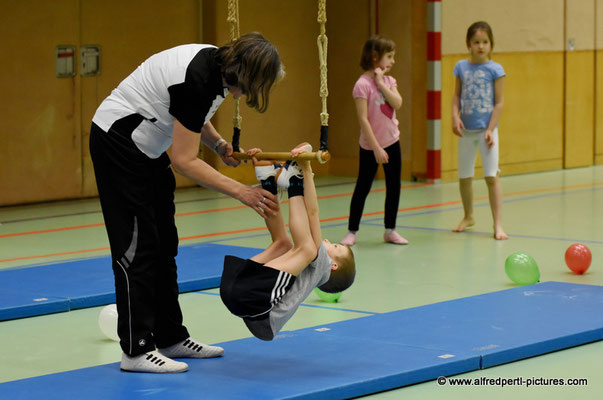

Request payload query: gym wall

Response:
[1,0,599,205]
[0,0,202,205]
[0,0,423,205]
[441,0,600,181]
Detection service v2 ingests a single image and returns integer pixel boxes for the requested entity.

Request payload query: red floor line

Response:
[1,181,600,263]
[0,189,560,264]
[0,183,431,239]
[179,226,269,241]
[0,228,274,263]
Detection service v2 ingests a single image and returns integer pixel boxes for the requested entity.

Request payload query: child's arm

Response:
[262,146,318,276]
[354,97,389,164]
[484,76,505,148]
[297,159,322,250]
[374,68,402,110]
[452,77,465,136]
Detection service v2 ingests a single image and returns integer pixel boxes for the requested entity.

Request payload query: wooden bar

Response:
[232,151,331,163]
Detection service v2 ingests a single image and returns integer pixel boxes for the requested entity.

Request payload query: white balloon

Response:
[98,304,119,341]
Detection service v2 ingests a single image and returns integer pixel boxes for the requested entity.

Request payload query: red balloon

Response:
[565,244,592,275]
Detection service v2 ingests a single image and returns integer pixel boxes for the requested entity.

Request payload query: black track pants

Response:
[89,116,189,356]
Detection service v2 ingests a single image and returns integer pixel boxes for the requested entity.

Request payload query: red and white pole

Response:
[426,0,441,182]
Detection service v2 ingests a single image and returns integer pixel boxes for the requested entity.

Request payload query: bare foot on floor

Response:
[494,227,508,240]
[452,218,475,232]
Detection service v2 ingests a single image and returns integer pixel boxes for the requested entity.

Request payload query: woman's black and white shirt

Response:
[93,44,228,158]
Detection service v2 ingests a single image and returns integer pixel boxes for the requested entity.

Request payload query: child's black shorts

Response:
[220,255,296,320]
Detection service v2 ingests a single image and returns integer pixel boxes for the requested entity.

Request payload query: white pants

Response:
[458,127,500,179]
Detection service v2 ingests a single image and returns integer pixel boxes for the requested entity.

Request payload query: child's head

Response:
[217,32,285,113]
[319,241,356,293]
[360,35,396,71]
[466,21,494,59]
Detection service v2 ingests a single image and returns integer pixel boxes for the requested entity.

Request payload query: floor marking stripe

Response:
[0,183,431,238]
[2,183,600,264]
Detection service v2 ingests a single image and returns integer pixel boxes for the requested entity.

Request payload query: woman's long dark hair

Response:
[216,32,284,113]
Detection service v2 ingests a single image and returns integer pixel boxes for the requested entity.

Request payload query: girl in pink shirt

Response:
[341,36,408,246]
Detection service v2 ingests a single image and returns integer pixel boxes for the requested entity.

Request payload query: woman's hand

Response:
[218,141,240,167]
[240,186,279,218]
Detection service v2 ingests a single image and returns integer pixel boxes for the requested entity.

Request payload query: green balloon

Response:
[314,287,342,302]
[505,252,540,285]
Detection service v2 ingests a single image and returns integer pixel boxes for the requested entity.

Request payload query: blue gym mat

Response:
[0,243,261,321]
[2,281,602,399]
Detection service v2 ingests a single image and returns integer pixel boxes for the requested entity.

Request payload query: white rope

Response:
[227,0,242,129]
[317,0,329,126]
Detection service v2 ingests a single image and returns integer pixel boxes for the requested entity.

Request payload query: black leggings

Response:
[347,141,401,231]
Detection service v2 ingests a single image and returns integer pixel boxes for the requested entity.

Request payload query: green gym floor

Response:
[1,165,601,399]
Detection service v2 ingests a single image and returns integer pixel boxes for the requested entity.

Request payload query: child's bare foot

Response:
[494,226,508,240]
[452,218,475,232]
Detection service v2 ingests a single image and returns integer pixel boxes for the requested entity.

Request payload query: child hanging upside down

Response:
[220,143,356,340]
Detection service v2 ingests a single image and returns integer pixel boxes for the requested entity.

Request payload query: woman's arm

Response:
[199,121,222,150]
[170,120,278,217]
[200,121,239,166]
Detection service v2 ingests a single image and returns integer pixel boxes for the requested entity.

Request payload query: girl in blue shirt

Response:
[451,21,507,240]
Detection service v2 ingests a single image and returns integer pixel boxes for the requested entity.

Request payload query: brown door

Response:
[0,0,82,205]
[79,0,201,196]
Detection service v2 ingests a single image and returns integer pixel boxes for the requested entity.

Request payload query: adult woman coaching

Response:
[89,32,283,373]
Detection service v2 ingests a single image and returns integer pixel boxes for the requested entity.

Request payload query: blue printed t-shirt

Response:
[453,59,505,130]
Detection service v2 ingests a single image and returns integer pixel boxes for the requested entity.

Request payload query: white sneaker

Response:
[120,350,188,373]
[254,162,282,182]
[275,144,312,189]
[158,337,224,359]
[276,161,301,189]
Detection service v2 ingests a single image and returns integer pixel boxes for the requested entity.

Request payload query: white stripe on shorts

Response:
[270,271,292,304]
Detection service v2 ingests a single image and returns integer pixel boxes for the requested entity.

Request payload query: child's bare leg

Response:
[265,152,317,276]
[251,208,292,264]
[485,176,508,240]
[453,177,475,232]
[250,152,292,263]
[263,196,315,276]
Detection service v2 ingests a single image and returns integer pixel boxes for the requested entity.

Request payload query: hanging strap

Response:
[317,0,329,152]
